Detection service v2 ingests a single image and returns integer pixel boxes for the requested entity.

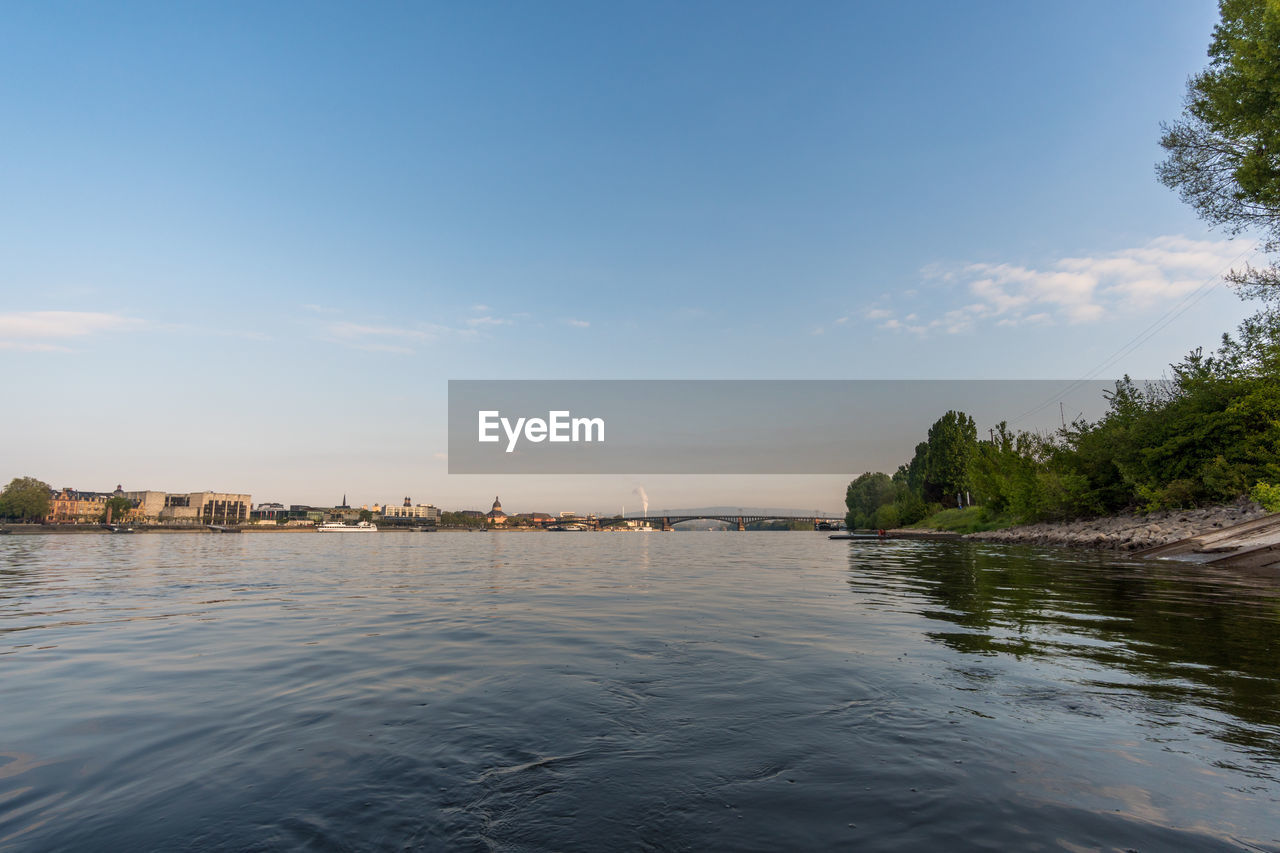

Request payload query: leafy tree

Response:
[923,411,978,504]
[898,442,929,496]
[101,496,133,523]
[440,511,485,529]
[0,477,52,521]
[1158,0,1280,301]
[845,472,897,529]
[358,509,373,523]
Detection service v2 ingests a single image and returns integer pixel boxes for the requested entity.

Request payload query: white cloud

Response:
[0,310,141,340]
[465,315,511,327]
[565,318,590,328]
[880,235,1253,335]
[327,322,433,341]
[0,340,70,352]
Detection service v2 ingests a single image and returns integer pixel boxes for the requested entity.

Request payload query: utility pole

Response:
[1060,402,1066,429]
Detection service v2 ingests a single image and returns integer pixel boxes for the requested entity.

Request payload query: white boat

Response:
[317,520,378,533]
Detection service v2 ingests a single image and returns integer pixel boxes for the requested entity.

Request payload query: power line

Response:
[1001,245,1255,430]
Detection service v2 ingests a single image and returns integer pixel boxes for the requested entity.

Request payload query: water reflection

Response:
[846,540,1280,768]
[1,533,1278,850]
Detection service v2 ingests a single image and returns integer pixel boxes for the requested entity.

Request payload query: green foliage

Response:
[872,503,900,530]
[0,477,52,522]
[1158,0,1280,302]
[358,509,373,523]
[923,411,978,503]
[101,496,133,523]
[440,511,486,528]
[846,315,1280,524]
[894,490,931,526]
[911,506,1016,535]
[845,472,898,528]
[1252,481,1280,512]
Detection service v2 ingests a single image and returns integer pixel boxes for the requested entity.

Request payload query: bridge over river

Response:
[551,514,847,531]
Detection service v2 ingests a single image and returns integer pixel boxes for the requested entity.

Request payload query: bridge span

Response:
[548,514,846,531]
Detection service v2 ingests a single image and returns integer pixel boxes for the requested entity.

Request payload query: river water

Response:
[1,532,1278,851]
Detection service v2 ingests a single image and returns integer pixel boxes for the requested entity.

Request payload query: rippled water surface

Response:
[2,532,1279,851]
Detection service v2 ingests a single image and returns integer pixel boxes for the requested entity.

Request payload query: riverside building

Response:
[383,498,441,523]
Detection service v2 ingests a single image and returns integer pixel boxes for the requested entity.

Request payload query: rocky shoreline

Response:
[965,501,1269,551]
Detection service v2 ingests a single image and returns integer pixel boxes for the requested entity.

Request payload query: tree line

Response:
[848,0,1280,530]
[847,328,1280,530]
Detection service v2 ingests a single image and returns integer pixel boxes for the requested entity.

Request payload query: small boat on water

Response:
[317,520,378,533]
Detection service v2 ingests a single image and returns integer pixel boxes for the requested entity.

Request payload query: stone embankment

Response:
[966,501,1268,551]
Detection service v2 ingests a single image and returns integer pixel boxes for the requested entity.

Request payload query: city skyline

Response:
[0,1,1259,509]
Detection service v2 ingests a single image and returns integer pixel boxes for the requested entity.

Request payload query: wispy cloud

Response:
[319,318,486,354]
[869,235,1253,336]
[565,318,590,328]
[346,342,417,355]
[327,322,433,341]
[0,340,71,352]
[465,315,511,327]
[0,310,142,351]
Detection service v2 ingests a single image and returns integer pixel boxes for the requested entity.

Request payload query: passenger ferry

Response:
[317,520,378,533]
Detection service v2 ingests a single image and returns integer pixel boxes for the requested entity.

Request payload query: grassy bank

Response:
[908,507,1017,535]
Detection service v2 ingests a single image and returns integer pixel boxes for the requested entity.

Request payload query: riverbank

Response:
[963,501,1268,551]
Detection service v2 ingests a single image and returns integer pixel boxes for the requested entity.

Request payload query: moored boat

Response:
[317,520,378,533]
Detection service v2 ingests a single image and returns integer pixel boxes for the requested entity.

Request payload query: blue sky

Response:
[0,1,1259,512]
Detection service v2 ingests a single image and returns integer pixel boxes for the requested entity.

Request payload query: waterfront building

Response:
[47,488,109,523]
[513,512,555,524]
[137,491,253,525]
[251,502,287,522]
[486,496,507,525]
[383,497,441,522]
[123,490,169,520]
